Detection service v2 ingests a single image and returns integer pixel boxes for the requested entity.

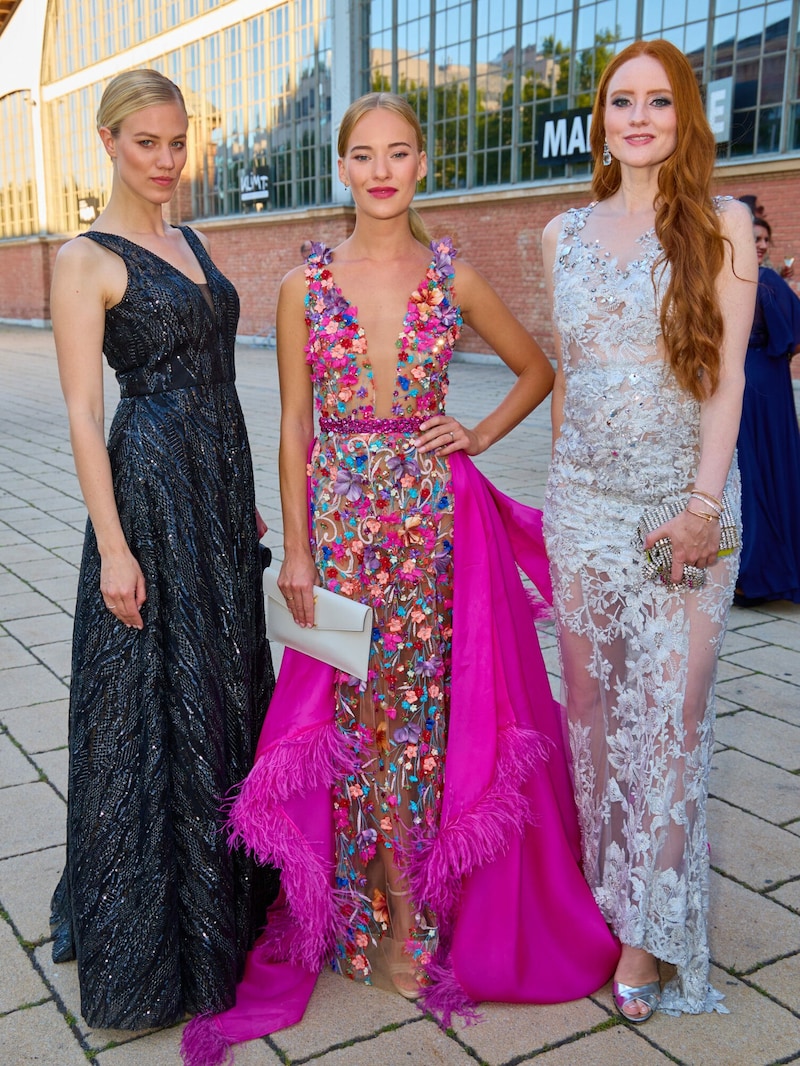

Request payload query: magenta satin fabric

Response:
[188,453,618,1059]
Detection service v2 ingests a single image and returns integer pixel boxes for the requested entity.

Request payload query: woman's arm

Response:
[647,198,758,582]
[274,266,318,628]
[415,261,554,456]
[542,214,566,452]
[51,238,147,629]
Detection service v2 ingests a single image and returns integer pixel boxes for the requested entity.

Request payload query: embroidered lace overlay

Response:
[304,240,462,989]
[543,201,738,1015]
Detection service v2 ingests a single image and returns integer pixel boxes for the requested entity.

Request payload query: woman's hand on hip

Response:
[414,416,483,456]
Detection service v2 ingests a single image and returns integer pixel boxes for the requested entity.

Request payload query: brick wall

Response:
[0,238,55,323]
[2,166,799,382]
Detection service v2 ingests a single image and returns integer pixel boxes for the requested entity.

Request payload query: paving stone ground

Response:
[0,323,798,1066]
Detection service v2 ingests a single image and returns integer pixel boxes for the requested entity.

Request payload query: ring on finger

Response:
[106,603,116,610]
[449,431,455,442]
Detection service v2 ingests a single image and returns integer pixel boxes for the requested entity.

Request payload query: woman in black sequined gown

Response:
[49,70,275,1030]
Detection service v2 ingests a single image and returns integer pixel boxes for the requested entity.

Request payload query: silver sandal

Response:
[613,980,661,1024]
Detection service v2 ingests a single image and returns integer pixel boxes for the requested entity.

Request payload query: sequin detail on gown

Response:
[543,201,738,1015]
[304,239,461,988]
[50,227,276,1030]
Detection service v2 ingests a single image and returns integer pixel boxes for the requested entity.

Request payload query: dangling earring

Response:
[602,141,612,167]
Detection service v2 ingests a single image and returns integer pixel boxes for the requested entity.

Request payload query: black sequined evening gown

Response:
[50,227,276,1030]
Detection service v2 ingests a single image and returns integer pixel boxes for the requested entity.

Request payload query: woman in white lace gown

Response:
[542,40,757,1022]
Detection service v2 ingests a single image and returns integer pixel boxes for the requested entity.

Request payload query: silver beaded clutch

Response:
[636,495,739,590]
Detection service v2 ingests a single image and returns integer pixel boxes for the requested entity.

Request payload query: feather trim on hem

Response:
[407,726,550,917]
[420,950,481,1030]
[228,803,340,971]
[227,722,357,808]
[181,1015,233,1066]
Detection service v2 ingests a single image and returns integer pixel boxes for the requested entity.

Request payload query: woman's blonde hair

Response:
[338,92,430,245]
[97,69,186,138]
[590,39,726,401]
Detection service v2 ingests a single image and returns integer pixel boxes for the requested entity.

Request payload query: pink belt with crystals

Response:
[318,416,424,435]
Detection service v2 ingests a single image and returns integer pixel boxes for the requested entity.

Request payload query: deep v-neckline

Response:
[84,228,217,319]
[328,255,436,415]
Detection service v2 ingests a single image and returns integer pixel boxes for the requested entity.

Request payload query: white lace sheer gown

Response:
[542,202,739,1015]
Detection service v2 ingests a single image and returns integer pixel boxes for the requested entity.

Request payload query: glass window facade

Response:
[0,91,39,237]
[1,0,796,241]
[40,0,331,233]
[43,0,238,81]
[361,0,800,192]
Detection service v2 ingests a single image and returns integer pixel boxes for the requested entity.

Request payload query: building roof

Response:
[0,0,21,37]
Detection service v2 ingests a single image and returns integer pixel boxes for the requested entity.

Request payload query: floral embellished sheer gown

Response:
[304,240,460,986]
[543,202,739,1015]
[183,237,619,1062]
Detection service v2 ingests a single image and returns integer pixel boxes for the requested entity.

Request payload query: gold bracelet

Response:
[690,492,722,515]
[692,488,723,509]
[686,507,717,523]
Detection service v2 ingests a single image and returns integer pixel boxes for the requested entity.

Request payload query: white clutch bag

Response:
[263,564,373,681]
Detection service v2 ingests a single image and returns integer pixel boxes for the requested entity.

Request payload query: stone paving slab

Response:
[526,1025,676,1064]
[732,616,800,648]
[1,698,69,752]
[1,844,65,943]
[270,969,420,1060]
[0,589,65,624]
[0,633,39,669]
[95,1027,281,1065]
[714,709,800,772]
[0,917,51,1012]
[707,797,800,889]
[771,880,800,912]
[0,781,65,858]
[0,731,40,787]
[34,746,69,796]
[724,643,800,686]
[3,610,74,646]
[450,996,609,1065]
[30,638,73,679]
[0,1001,89,1066]
[716,670,800,726]
[710,748,800,825]
[709,870,800,972]
[752,952,800,1014]
[0,661,68,711]
[295,1017,476,1065]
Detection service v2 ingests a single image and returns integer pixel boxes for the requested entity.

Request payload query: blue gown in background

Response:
[736,266,800,605]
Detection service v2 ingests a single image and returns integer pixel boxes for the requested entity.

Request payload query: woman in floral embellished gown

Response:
[542,41,756,1024]
[182,91,619,1066]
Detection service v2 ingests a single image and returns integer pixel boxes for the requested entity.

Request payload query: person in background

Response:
[49,68,275,1030]
[735,214,800,606]
[542,39,756,1023]
[739,195,794,279]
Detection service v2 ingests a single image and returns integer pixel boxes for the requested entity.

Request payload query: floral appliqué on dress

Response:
[304,240,463,986]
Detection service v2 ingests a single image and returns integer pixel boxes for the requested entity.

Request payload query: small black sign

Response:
[535,108,593,165]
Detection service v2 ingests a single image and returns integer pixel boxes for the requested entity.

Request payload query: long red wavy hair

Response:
[590,39,726,401]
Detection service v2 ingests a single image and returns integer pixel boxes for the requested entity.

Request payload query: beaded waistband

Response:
[318,416,424,435]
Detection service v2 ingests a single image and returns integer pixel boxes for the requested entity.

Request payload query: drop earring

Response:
[602,141,612,167]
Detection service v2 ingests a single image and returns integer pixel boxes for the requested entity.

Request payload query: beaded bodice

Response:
[551,202,700,502]
[81,228,239,398]
[303,239,462,420]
